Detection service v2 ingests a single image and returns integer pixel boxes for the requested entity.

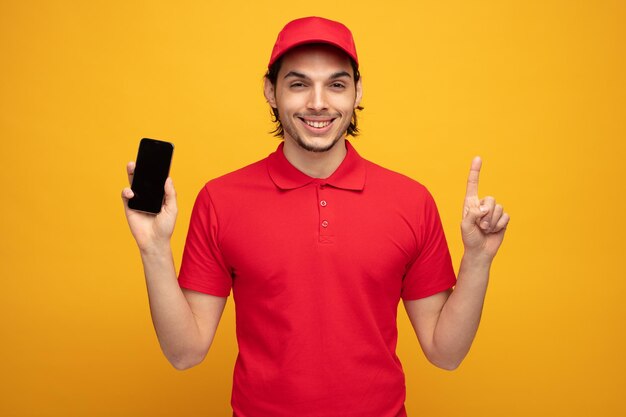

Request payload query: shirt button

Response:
[320,200,327,207]
[321,220,329,228]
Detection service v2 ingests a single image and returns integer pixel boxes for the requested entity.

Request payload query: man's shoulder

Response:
[362,157,430,196]
[192,154,274,212]
[204,154,271,190]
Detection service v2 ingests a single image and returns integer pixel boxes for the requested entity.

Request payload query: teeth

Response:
[305,120,331,128]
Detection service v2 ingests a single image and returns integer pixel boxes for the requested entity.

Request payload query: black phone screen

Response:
[128,138,174,214]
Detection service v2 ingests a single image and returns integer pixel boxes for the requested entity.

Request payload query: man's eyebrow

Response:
[329,71,352,79]
[283,70,353,80]
[283,71,308,79]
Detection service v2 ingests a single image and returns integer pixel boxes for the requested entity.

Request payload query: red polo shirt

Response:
[178,140,456,417]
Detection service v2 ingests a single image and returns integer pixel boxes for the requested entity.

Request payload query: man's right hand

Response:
[121,161,178,253]
[121,162,224,370]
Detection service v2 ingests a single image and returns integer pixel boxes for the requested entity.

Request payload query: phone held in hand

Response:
[128,138,174,214]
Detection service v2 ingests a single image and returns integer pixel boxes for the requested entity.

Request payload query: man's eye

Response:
[290,82,306,88]
[331,83,346,89]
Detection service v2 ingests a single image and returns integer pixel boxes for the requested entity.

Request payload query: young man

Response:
[122,16,509,417]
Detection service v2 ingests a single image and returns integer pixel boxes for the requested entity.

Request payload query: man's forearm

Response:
[413,156,508,370]
[140,245,204,369]
[430,253,492,369]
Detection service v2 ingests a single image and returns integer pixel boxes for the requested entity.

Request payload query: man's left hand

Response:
[461,156,510,261]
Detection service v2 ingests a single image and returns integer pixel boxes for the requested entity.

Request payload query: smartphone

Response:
[128,138,174,214]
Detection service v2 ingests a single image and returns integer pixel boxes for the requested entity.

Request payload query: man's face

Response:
[265,44,362,153]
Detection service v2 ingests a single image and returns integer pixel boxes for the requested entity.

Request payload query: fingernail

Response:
[481,221,489,229]
[480,206,488,213]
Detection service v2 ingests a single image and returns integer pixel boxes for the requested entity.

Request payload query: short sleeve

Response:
[178,185,232,297]
[401,189,456,300]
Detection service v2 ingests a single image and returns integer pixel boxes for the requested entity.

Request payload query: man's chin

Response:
[294,134,343,153]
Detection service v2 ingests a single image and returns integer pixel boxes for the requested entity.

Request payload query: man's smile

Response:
[297,115,338,133]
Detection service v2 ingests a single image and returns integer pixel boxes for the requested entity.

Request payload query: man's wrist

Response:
[461,249,494,270]
[139,240,172,259]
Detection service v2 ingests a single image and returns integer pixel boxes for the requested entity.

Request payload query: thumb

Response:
[463,204,488,225]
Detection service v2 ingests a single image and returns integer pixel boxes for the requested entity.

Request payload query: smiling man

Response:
[266,44,360,154]
[122,16,509,417]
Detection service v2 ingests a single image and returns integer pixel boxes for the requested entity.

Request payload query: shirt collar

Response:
[267,140,366,191]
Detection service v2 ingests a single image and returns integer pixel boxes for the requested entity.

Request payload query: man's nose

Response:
[307,85,328,111]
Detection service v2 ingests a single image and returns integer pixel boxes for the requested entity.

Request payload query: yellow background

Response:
[1,0,624,415]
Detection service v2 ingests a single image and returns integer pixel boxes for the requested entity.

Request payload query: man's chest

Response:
[217,184,421,299]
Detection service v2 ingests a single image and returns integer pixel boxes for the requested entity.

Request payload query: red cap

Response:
[268,17,358,68]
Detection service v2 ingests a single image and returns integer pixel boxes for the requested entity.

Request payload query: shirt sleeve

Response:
[178,185,232,297]
[401,188,457,300]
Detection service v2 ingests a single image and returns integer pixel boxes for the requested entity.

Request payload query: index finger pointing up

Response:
[465,156,482,199]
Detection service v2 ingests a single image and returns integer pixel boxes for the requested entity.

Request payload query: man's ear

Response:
[354,77,363,108]
[264,77,277,108]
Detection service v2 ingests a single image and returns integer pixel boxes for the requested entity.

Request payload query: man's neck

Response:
[282,137,348,179]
